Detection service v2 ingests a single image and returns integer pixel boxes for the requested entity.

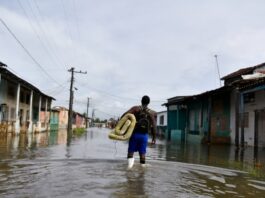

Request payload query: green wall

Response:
[167,107,187,141]
[50,111,59,131]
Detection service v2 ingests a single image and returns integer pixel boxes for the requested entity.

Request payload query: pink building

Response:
[52,106,86,129]
[52,106,68,129]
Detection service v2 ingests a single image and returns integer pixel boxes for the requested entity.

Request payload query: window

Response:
[26,94,30,104]
[159,115,164,125]
[8,85,16,99]
[1,105,9,121]
[10,108,16,120]
[33,107,39,121]
[20,92,25,103]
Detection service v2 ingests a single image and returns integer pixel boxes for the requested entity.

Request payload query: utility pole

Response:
[92,108,95,127]
[214,54,222,87]
[86,97,90,128]
[67,67,87,134]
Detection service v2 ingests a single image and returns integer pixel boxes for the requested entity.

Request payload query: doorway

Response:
[255,110,265,147]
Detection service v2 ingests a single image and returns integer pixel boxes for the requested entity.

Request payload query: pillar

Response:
[28,90,33,133]
[14,83,21,134]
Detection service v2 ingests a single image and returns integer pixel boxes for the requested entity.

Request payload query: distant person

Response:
[122,95,156,169]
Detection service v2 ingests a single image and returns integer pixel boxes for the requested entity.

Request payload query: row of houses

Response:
[158,62,265,148]
[0,62,87,134]
[2,59,265,148]
[50,106,87,131]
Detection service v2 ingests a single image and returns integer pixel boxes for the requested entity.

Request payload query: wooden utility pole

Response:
[92,108,95,127]
[67,67,87,134]
[86,97,90,128]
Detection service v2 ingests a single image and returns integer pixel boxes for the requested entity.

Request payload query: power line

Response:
[72,0,81,45]
[75,81,167,103]
[32,0,67,68]
[47,84,68,95]
[60,0,77,60]
[0,17,62,86]
[73,99,128,111]
[43,79,70,92]
[16,0,64,70]
[94,109,119,119]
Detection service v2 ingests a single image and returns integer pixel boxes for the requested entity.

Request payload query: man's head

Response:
[141,95,150,106]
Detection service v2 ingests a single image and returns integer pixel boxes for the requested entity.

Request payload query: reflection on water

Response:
[114,167,147,198]
[160,141,265,179]
[0,128,264,197]
[0,130,67,160]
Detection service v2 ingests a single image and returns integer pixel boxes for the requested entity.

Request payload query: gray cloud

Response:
[1,0,265,119]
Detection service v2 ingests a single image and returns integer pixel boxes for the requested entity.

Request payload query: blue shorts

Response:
[128,132,148,154]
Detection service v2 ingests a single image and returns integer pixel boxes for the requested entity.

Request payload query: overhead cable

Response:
[75,81,167,103]
[16,0,64,70]
[0,17,63,87]
[32,0,67,68]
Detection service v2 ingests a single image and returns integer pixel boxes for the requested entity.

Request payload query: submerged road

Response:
[0,128,264,197]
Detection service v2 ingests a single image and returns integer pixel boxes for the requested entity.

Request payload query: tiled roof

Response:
[0,63,55,100]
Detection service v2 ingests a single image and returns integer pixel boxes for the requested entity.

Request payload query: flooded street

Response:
[0,128,265,197]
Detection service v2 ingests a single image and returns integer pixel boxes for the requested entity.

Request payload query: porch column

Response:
[14,83,21,134]
[240,93,245,147]
[167,107,171,141]
[37,96,42,132]
[28,90,33,133]
[200,101,204,136]
[45,98,48,130]
[185,106,189,143]
[235,89,240,147]
[207,96,212,143]
[177,106,182,141]
[254,110,259,148]
[254,110,259,163]
[176,106,179,129]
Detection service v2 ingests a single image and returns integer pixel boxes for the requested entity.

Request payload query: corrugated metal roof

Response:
[52,106,68,111]
[233,76,265,91]
[164,86,232,106]
[221,62,265,80]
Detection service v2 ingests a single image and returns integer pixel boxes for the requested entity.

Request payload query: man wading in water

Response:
[122,95,156,169]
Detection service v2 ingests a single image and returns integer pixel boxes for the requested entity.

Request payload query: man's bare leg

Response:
[127,152,134,169]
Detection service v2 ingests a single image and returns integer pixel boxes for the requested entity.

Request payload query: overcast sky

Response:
[1,0,265,119]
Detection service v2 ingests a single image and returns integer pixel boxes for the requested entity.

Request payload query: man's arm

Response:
[121,106,139,118]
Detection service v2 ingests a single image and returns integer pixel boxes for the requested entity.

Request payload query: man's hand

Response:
[151,138,156,145]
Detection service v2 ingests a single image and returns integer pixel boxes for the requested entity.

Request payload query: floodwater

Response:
[0,128,265,198]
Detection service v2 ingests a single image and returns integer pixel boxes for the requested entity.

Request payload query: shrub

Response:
[73,128,86,136]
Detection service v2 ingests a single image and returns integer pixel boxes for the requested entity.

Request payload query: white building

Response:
[156,111,167,137]
[222,62,265,147]
[0,62,55,134]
